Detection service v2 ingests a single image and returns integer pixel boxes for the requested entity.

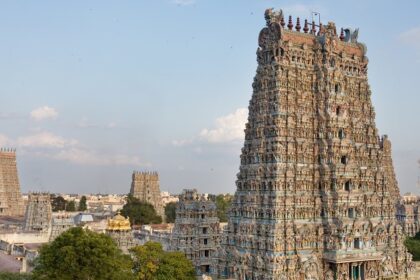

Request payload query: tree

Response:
[78,195,87,211]
[32,227,133,280]
[405,231,420,261]
[121,195,162,225]
[130,242,195,280]
[51,195,66,212]
[215,194,232,222]
[0,273,32,280]
[65,200,76,212]
[156,251,196,280]
[164,202,177,223]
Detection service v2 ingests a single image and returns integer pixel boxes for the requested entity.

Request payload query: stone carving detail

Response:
[220,7,414,280]
[344,28,359,43]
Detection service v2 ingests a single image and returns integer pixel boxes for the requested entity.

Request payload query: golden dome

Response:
[107,212,131,231]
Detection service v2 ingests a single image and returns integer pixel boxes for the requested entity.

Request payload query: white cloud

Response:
[400,27,420,62]
[0,134,11,147]
[400,27,420,47]
[30,106,58,121]
[173,0,195,6]
[77,117,117,129]
[17,132,78,148]
[2,130,148,167]
[199,108,247,143]
[172,139,194,147]
[50,148,148,166]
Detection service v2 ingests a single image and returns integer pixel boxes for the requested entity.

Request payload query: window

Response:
[335,83,340,93]
[336,106,341,116]
[345,181,351,192]
[341,156,348,165]
[318,155,322,164]
[348,208,354,218]
[330,58,335,68]
[204,238,208,245]
[201,214,205,219]
[202,227,208,234]
[204,250,209,257]
[354,238,361,249]
[338,129,345,139]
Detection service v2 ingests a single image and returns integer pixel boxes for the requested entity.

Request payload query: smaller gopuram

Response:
[171,189,220,277]
[49,213,75,241]
[0,148,25,216]
[130,171,164,219]
[106,212,135,253]
[24,193,52,232]
[397,193,420,237]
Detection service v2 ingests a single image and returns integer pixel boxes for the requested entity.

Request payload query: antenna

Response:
[311,11,321,27]
[417,159,420,191]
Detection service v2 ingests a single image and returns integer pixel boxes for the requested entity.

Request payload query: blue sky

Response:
[0,0,419,195]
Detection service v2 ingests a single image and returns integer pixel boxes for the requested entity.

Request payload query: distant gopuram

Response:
[0,148,25,216]
[130,171,164,219]
[24,193,52,232]
[221,8,415,280]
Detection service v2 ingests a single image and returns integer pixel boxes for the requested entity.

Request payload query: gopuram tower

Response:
[130,171,164,219]
[222,9,414,280]
[0,148,25,216]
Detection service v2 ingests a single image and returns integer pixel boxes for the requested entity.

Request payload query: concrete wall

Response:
[0,232,49,244]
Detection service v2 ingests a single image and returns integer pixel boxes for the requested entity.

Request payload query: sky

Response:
[0,0,420,195]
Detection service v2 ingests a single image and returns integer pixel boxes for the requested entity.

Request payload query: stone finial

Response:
[303,19,309,33]
[287,15,293,30]
[340,28,345,41]
[317,23,323,36]
[295,17,301,32]
[280,15,285,28]
[311,21,316,34]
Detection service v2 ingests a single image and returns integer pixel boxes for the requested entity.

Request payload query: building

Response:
[24,193,52,233]
[0,148,25,216]
[135,223,173,250]
[49,212,75,241]
[161,191,179,206]
[397,193,420,237]
[221,8,414,280]
[130,171,164,219]
[171,189,220,277]
[106,212,135,253]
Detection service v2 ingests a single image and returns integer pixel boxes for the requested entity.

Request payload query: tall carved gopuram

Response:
[0,148,25,216]
[130,171,164,219]
[222,9,414,280]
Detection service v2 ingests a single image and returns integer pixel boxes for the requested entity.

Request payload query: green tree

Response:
[130,242,195,280]
[164,202,177,223]
[156,251,196,280]
[215,194,232,222]
[78,195,87,211]
[121,195,162,225]
[405,231,420,261]
[51,195,66,212]
[65,200,76,212]
[0,273,32,280]
[32,227,133,280]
